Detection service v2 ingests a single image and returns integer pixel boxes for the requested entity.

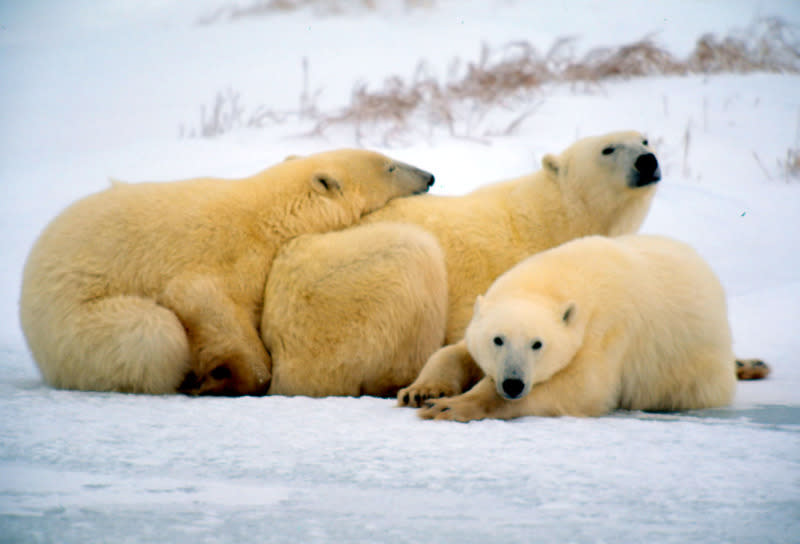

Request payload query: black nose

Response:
[634,153,661,186]
[635,153,659,177]
[426,173,435,188]
[635,153,657,177]
[501,378,525,399]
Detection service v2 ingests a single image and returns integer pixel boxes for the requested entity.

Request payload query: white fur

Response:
[262,131,661,398]
[419,235,737,421]
[20,149,434,395]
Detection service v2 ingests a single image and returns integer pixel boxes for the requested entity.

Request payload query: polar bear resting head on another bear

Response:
[20,149,434,396]
[265,131,663,398]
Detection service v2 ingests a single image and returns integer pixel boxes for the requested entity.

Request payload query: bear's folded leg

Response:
[397,341,484,407]
[160,274,270,396]
[418,377,509,421]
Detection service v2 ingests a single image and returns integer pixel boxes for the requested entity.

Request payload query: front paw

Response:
[397,381,457,408]
[418,396,488,422]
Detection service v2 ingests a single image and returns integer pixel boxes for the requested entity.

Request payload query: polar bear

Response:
[19,149,434,396]
[417,234,738,421]
[263,131,661,397]
[265,222,448,397]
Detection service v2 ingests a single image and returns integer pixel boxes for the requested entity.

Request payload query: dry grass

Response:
[183,18,800,143]
[180,59,320,138]
[308,45,548,145]
[562,37,687,80]
[689,17,800,73]
[197,0,431,24]
[782,148,800,180]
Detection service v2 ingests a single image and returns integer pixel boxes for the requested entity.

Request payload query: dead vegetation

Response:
[777,109,800,181]
[688,17,800,74]
[197,0,431,24]
[180,59,321,138]
[782,148,800,180]
[183,18,800,144]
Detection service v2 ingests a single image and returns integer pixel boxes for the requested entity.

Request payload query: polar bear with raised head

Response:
[264,131,662,397]
[418,234,738,421]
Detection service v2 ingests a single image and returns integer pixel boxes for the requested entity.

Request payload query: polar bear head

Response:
[541,130,660,236]
[465,295,585,400]
[277,149,435,219]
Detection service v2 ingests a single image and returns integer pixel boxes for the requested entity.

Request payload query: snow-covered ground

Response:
[1,1,799,542]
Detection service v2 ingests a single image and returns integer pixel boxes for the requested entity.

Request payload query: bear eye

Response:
[642,139,649,146]
[493,336,504,346]
[531,340,543,351]
[387,165,396,173]
[602,146,615,155]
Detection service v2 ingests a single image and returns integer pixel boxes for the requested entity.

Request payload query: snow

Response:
[1,1,799,542]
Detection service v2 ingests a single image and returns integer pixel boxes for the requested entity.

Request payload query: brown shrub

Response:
[784,148,800,180]
[197,0,430,24]
[184,18,800,143]
[688,17,800,73]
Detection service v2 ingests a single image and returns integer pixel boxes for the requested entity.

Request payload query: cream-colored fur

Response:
[418,235,738,421]
[262,131,661,397]
[20,149,434,395]
[264,222,448,397]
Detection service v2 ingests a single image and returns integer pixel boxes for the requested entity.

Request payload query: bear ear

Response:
[310,172,342,195]
[473,295,484,316]
[284,154,303,162]
[542,154,559,176]
[561,302,576,325]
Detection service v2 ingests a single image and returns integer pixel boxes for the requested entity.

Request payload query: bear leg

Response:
[419,345,622,420]
[418,376,512,421]
[263,222,447,397]
[398,341,484,407]
[31,295,192,394]
[160,275,270,396]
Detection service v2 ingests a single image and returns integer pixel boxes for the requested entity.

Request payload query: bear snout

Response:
[632,153,661,187]
[418,169,435,192]
[398,162,435,194]
[501,378,526,399]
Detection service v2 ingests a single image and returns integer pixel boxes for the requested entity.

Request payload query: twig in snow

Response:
[752,151,773,181]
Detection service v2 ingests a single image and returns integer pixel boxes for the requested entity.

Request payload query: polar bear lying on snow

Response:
[264,131,767,401]
[418,234,740,421]
[20,149,435,396]
[264,131,664,397]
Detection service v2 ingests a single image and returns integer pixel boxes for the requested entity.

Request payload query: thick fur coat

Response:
[418,235,737,421]
[20,149,434,395]
[264,131,662,397]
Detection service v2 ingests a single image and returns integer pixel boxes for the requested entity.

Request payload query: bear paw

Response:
[736,359,771,380]
[397,382,457,408]
[417,396,489,422]
[178,350,270,396]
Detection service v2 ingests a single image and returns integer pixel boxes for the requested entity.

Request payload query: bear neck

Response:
[234,177,357,242]
[510,173,656,243]
[508,174,599,248]
[605,188,657,236]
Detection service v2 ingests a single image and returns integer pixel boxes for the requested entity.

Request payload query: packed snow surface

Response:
[1,1,798,542]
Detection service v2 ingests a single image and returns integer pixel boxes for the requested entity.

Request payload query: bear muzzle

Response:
[501,378,526,399]
[396,161,435,194]
[630,152,661,187]
[497,363,530,400]
[416,168,436,193]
